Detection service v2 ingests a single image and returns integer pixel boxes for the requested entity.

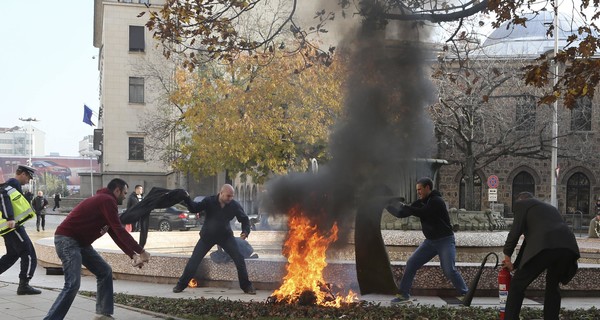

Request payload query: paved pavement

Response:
[0,216,597,319]
[2,265,598,320]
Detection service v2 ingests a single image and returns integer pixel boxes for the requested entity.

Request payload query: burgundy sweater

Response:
[55,188,143,258]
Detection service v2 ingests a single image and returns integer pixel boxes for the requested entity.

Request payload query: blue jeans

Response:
[399,234,467,297]
[44,235,113,320]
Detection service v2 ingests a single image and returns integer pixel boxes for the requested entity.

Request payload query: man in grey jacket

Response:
[502,192,580,320]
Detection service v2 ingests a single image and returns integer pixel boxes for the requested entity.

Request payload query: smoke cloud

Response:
[264,5,436,241]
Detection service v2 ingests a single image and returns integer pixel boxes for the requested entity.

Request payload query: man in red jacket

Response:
[44,178,151,320]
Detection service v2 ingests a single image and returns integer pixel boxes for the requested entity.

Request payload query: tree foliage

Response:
[143,0,600,109]
[170,52,347,183]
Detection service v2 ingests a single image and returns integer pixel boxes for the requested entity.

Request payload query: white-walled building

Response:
[92,0,226,198]
[0,126,45,158]
[92,0,172,192]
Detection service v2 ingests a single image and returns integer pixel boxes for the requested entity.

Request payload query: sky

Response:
[0,1,587,158]
[0,1,99,157]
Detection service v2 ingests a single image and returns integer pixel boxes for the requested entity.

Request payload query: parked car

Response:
[234,212,261,231]
[149,204,199,231]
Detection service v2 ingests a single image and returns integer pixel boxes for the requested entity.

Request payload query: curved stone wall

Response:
[34,230,600,296]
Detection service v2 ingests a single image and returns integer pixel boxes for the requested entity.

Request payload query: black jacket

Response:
[387,190,454,240]
[31,195,48,213]
[120,187,190,248]
[504,198,580,269]
[186,195,250,240]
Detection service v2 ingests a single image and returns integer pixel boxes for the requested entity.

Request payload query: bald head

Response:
[218,184,235,206]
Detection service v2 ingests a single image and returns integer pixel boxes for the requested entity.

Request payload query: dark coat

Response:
[186,195,250,240]
[120,187,190,248]
[504,198,580,271]
[31,195,48,213]
[388,190,454,240]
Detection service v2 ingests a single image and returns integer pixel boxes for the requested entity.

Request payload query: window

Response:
[139,0,150,4]
[129,77,144,103]
[570,96,592,131]
[129,26,145,52]
[128,137,144,160]
[566,172,590,215]
[511,171,535,211]
[459,174,482,210]
[515,96,536,132]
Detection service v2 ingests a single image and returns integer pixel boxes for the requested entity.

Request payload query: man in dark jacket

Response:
[386,177,467,304]
[53,192,61,211]
[126,184,143,231]
[502,192,580,320]
[31,190,48,231]
[0,165,41,295]
[173,184,256,294]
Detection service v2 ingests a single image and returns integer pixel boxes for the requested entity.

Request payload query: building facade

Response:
[0,126,45,158]
[92,0,229,198]
[435,12,600,231]
[93,0,176,195]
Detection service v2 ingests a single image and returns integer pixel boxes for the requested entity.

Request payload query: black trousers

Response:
[505,248,577,320]
[176,234,252,291]
[36,213,45,230]
[0,226,37,279]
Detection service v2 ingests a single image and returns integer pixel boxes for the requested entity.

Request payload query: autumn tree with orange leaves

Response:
[169,52,346,183]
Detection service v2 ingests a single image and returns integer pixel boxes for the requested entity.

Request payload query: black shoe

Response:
[391,294,411,305]
[17,279,41,295]
[243,285,256,295]
[173,285,185,293]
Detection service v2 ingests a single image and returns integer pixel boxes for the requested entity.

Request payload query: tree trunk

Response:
[464,155,476,210]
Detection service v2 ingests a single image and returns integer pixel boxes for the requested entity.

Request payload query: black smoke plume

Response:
[264,11,436,242]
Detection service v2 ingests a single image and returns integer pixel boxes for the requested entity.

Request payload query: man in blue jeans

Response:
[44,178,150,320]
[386,177,467,304]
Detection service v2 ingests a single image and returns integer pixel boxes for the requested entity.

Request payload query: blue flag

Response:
[83,105,95,126]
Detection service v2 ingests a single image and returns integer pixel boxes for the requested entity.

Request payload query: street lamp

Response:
[80,150,102,195]
[550,8,559,208]
[19,117,39,192]
[18,117,39,165]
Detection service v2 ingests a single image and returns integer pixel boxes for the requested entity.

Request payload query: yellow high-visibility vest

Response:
[0,186,36,236]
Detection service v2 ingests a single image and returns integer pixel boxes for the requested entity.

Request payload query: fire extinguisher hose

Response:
[462,252,499,306]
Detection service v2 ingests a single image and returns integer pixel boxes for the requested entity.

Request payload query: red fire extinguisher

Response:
[498,267,512,320]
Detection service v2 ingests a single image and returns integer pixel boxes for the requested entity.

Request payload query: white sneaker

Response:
[93,314,114,320]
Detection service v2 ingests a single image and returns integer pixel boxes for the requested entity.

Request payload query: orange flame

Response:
[271,206,357,307]
[188,278,198,288]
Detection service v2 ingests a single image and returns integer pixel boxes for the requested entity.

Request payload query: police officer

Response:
[0,165,41,295]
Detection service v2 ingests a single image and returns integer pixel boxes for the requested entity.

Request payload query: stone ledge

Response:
[35,231,600,297]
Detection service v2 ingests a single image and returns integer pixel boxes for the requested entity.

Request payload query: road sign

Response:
[488,188,498,201]
[487,175,499,189]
